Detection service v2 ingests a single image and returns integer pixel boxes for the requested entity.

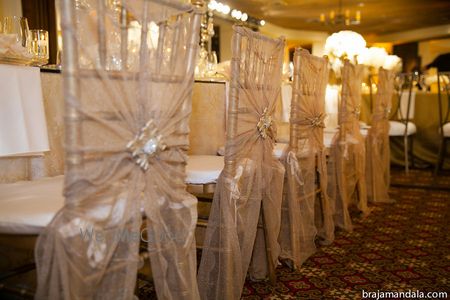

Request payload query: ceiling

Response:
[223,0,450,36]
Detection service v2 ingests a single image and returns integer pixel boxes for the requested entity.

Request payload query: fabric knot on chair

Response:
[257,107,274,139]
[306,113,326,128]
[353,106,361,118]
[383,106,391,119]
[127,119,166,171]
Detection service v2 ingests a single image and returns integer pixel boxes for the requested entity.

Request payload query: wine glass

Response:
[419,74,429,92]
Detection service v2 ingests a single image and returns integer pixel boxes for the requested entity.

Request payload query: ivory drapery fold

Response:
[197,26,285,300]
[35,1,201,299]
[279,49,333,269]
[330,61,370,232]
[367,68,395,203]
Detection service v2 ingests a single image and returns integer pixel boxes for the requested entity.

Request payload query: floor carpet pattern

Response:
[241,185,450,299]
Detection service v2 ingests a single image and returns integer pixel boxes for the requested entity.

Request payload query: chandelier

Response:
[320,0,361,26]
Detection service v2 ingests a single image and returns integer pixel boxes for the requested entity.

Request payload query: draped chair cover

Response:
[330,61,369,231]
[35,1,201,299]
[367,68,395,203]
[279,49,333,269]
[197,26,285,299]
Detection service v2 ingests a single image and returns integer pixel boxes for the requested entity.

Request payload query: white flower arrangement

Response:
[324,30,366,77]
[324,31,402,75]
[324,30,367,62]
[358,47,388,69]
[383,54,402,72]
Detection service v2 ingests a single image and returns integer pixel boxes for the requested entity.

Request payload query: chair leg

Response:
[260,204,277,286]
[404,135,409,173]
[409,136,415,168]
[434,138,447,175]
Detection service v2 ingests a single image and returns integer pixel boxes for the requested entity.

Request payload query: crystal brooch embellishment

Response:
[257,107,274,139]
[127,119,166,171]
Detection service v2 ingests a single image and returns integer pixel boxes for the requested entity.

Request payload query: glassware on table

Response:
[3,16,29,48]
[205,51,218,77]
[29,29,49,65]
[195,47,208,78]
[1,16,33,65]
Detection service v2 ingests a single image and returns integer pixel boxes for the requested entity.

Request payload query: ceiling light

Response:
[222,5,231,14]
[207,2,263,27]
[320,0,361,26]
[208,0,218,10]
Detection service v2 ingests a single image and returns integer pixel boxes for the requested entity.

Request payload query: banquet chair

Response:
[31,1,202,299]
[197,26,285,300]
[366,68,395,203]
[388,73,418,173]
[278,48,333,270]
[434,71,450,174]
[330,60,370,232]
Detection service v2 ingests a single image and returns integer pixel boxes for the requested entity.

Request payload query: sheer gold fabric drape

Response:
[279,49,332,269]
[197,26,285,300]
[367,68,395,203]
[35,1,201,299]
[330,61,369,231]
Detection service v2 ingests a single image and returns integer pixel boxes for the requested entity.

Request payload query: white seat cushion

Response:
[360,127,369,137]
[186,155,224,184]
[324,127,339,134]
[359,121,370,129]
[0,176,64,234]
[443,123,450,137]
[389,121,417,136]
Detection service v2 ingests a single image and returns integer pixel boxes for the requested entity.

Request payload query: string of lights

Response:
[207,0,265,27]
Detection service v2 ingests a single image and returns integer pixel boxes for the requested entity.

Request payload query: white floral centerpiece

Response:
[383,54,402,72]
[358,46,402,72]
[324,30,367,78]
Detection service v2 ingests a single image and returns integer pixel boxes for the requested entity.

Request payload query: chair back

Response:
[225,25,285,175]
[198,26,285,299]
[372,67,395,123]
[393,73,418,122]
[35,1,202,299]
[339,61,364,136]
[290,48,329,152]
[366,67,395,203]
[331,61,367,232]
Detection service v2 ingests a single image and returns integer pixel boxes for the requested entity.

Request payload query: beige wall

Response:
[260,22,328,57]
[214,17,234,62]
[370,24,450,44]
[418,38,450,67]
[0,0,22,20]
[213,18,329,62]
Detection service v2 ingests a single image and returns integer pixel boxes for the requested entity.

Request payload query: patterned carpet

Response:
[242,173,450,299]
[138,168,450,299]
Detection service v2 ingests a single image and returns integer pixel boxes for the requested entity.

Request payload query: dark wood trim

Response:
[22,0,57,64]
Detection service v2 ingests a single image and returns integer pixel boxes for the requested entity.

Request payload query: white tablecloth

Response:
[0,64,49,156]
